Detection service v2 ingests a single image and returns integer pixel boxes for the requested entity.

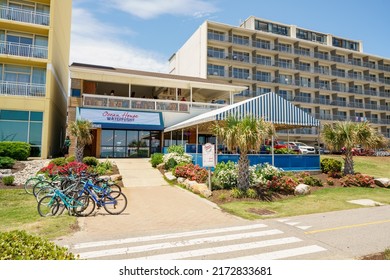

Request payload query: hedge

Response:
[0,142,31,160]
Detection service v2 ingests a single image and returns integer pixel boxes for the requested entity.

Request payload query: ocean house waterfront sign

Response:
[79,108,164,130]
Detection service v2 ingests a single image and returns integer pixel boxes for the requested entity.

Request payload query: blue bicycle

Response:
[76,178,127,216]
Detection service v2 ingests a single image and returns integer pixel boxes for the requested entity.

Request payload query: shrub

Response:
[0,141,30,160]
[212,161,238,189]
[246,188,258,199]
[92,160,113,175]
[328,171,343,178]
[0,156,15,168]
[82,156,99,166]
[173,163,208,183]
[167,145,184,155]
[266,175,297,195]
[2,175,14,186]
[66,155,75,163]
[0,230,77,260]
[321,158,342,174]
[50,157,67,166]
[230,187,245,198]
[340,174,375,188]
[326,178,335,186]
[150,153,164,167]
[254,163,282,181]
[303,175,323,187]
[163,152,192,170]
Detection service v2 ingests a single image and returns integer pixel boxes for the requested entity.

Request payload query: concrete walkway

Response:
[56,159,248,245]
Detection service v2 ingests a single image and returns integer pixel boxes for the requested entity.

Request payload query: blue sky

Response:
[70,0,390,73]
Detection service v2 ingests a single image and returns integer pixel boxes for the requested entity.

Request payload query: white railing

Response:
[0,81,46,97]
[82,94,225,113]
[0,41,48,59]
[0,5,49,26]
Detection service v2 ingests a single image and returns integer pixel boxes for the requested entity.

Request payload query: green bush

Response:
[2,175,14,186]
[320,158,342,174]
[66,155,75,163]
[82,156,99,166]
[91,160,113,175]
[0,157,15,168]
[246,188,258,199]
[166,157,178,170]
[49,157,67,166]
[167,145,184,155]
[0,230,77,260]
[0,141,30,160]
[230,187,246,198]
[150,153,164,167]
[303,175,323,187]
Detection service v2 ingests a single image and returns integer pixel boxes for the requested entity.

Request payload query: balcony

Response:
[0,5,49,26]
[82,94,224,113]
[0,81,45,97]
[0,41,48,59]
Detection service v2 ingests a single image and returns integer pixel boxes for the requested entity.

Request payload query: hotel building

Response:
[169,16,390,144]
[0,0,72,158]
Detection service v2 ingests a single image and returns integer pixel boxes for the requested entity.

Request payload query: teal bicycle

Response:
[37,188,93,217]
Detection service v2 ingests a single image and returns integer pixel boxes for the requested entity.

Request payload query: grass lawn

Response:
[0,189,78,239]
[220,187,390,220]
[321,155,390,178]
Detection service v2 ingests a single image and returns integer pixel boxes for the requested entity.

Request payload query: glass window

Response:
[114,130,126,147]
[34,36,48,47]
[0,121,28,141]
[30,111,43,121]
[29,122,42,145]
[100,146,113,158]
[32,67,46,84]
[0,110,29,120]
[101,130,114,146]
[126,131,138,147]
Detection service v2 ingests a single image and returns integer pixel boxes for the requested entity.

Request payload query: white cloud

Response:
[70,8,168,72]
[107,0,218,19]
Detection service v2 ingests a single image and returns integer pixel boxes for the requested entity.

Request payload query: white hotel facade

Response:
[169,16,390,144]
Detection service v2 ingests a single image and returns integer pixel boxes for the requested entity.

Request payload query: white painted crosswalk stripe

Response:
[79,229,283,259]
[131,237,303,260]
[73,223,268,250]
[231,245,327,260]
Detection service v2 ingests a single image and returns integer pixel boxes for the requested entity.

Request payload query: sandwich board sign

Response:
[202,143,215,167]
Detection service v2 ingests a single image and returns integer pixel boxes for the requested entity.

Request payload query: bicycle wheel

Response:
[24,177,42,195]
[106,183,121,194]
[73,195,95,217]
[103,191,127,215]
[37,195,59,217]
[33,180,53,197]
[35,186,56,202]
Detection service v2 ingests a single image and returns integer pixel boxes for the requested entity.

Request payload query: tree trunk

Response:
[75,144,85,162]
[343,151,354,175]
[237,153,250,191]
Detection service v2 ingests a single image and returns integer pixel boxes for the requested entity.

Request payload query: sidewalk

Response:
[56,159,248,245]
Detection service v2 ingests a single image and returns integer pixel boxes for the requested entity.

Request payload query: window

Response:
[299,77,311,87]
[232,51,249,62]
[232,35,249,46]
[207,64,224,76]
[253,38,270,49]
[254,55,271,66]
[277,59,292,69]
[232,68,250,79]
[207,47,224,59]
[278,90,293,100]
[255,71,271,82]
[319,80,330,90]
[0,110,43,156]
[278,74,292,84]
[207,29,225,41]
[295,92,311,102]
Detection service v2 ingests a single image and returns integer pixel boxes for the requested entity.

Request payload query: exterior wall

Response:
[173,17,390,144]
[169,23,208,78]
[0,0,72,158]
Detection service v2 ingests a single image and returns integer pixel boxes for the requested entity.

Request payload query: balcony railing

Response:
[0,5,49,26]
[0,81,45,97]
[0,41,48,59]
[82,94,225,113]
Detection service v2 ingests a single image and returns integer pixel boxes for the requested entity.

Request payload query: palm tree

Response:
[68,120,93,162]
[213,115,275,191]
[321,121,388,175]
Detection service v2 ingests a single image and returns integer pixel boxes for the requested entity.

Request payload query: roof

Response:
[164,92,320,132]
[69,63,246,92]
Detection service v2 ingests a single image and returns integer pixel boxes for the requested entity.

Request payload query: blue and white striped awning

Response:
[164,92,320,132]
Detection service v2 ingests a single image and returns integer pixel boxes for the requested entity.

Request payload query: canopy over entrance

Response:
[164,92,320,132]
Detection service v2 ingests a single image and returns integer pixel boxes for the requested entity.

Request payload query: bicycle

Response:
[76,178,127,216]
[24,174,47,195]
[37,188,93,217]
